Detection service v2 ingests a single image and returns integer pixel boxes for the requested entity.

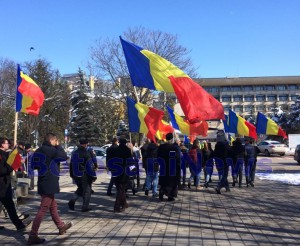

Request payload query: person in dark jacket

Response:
[68,138,97,212]
[157,133,181,201]
[144,140,159,197]
[0,137,32,231]
[108,138,133,212]
[213,141,231,194]
[28,133,72,245]
[106,137,118,196]
[244,139,258,187]
[230,138,245,188]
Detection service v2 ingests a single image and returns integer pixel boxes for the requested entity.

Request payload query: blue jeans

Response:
[145,172,159,195]
[189,169,201,187]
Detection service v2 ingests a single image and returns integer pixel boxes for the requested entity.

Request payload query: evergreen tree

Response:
[69,69,99,144]
[286,94,300,133]
[116,120,129,138]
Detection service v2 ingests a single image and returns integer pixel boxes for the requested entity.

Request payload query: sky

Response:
[1,0,299,78]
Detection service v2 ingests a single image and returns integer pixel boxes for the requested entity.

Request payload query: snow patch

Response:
[256,172,300,185]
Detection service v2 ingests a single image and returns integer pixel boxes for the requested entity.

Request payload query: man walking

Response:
[28,133,72,245]
[0,137,32,231]
[157,133,181,201]
[106,137,118,196]
[68,138,97,212]
[108,138,132,212]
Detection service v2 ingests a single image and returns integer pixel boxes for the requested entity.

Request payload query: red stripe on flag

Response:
[244,121,257,139]
[144,108,164,142]
[169,76,224,122]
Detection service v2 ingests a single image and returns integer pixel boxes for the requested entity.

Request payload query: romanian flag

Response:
[120,37,224,123]
[256,112,287,138]
[228,110,257,140]
[167,106,208,142]
[16,64,45,115]
[156,120,174,140]
[7,148,22,171]
[127,97,164,142]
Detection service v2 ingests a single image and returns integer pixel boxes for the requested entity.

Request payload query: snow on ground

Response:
[256,172,300,185]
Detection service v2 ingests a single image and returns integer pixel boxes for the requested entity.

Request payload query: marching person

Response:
[230,138,245,188]
[28,133,72,245]
[213,141,231,194]
[0,137,32,231]
[68,138,97,212]
[244,139,258,187]
[157,133,181,202]
[108,138,132,212]
[106,137,118,196]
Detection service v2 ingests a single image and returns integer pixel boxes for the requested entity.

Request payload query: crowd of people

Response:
[0,132,258,245]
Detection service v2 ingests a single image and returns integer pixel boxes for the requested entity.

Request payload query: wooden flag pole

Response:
[14,112,18,146]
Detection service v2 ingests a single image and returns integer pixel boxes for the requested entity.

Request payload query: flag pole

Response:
[132,86,144,144]
[14,112,18,146]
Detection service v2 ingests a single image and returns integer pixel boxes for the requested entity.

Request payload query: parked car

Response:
[257,140,288,156]
[294,144,300,164]
[91,146,107,169]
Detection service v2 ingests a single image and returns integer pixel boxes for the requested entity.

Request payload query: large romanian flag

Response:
[7,148,22,171]
[167,106,208,142]
[120,37,224,123]
[156,120,174,140]
[16,64,45,115]
[127,97,164,142]
[228,110,257,140]
[256,112,287,138]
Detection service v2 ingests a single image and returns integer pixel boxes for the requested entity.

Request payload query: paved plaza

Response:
[1,156,300,245]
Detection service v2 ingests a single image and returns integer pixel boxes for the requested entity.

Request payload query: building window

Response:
[205,87,219,93]
[244,105,254,112]
[267,95,277,101]
[244,95,254,102]
[233,95,243,102]
[291,95,298,101]
[288,85,298,90]
[222,96,231,102]
[243,86,253,91]
[221,86,231,92]
[256,95,266,101]
[278,94,288,101]
[233,105,243,112]
[255,86,264,91]
[256,105,265,111]
[224,105,231,112]
[232,86,242,92]
[277,85,286,91]
[265,85,275,91]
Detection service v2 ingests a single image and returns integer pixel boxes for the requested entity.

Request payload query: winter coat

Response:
[157,143,181,188]
[109,143,133,184]
[33,142,67,195]
[212,142,230,171]
[245,143,257,165]
[106,144,118,171]
[145,143,159,172]
[70,145,97,183]
[0,149,13,198]
[230,141,245,164]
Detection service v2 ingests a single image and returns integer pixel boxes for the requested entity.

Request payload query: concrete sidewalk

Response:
[1,159,300,245]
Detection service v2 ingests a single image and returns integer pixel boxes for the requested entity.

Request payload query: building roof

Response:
[196,76,300,86]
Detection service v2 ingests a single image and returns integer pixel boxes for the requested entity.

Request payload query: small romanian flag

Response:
[7,148,22,171]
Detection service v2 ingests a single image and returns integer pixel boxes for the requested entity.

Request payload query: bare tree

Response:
[88,26,198,105]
